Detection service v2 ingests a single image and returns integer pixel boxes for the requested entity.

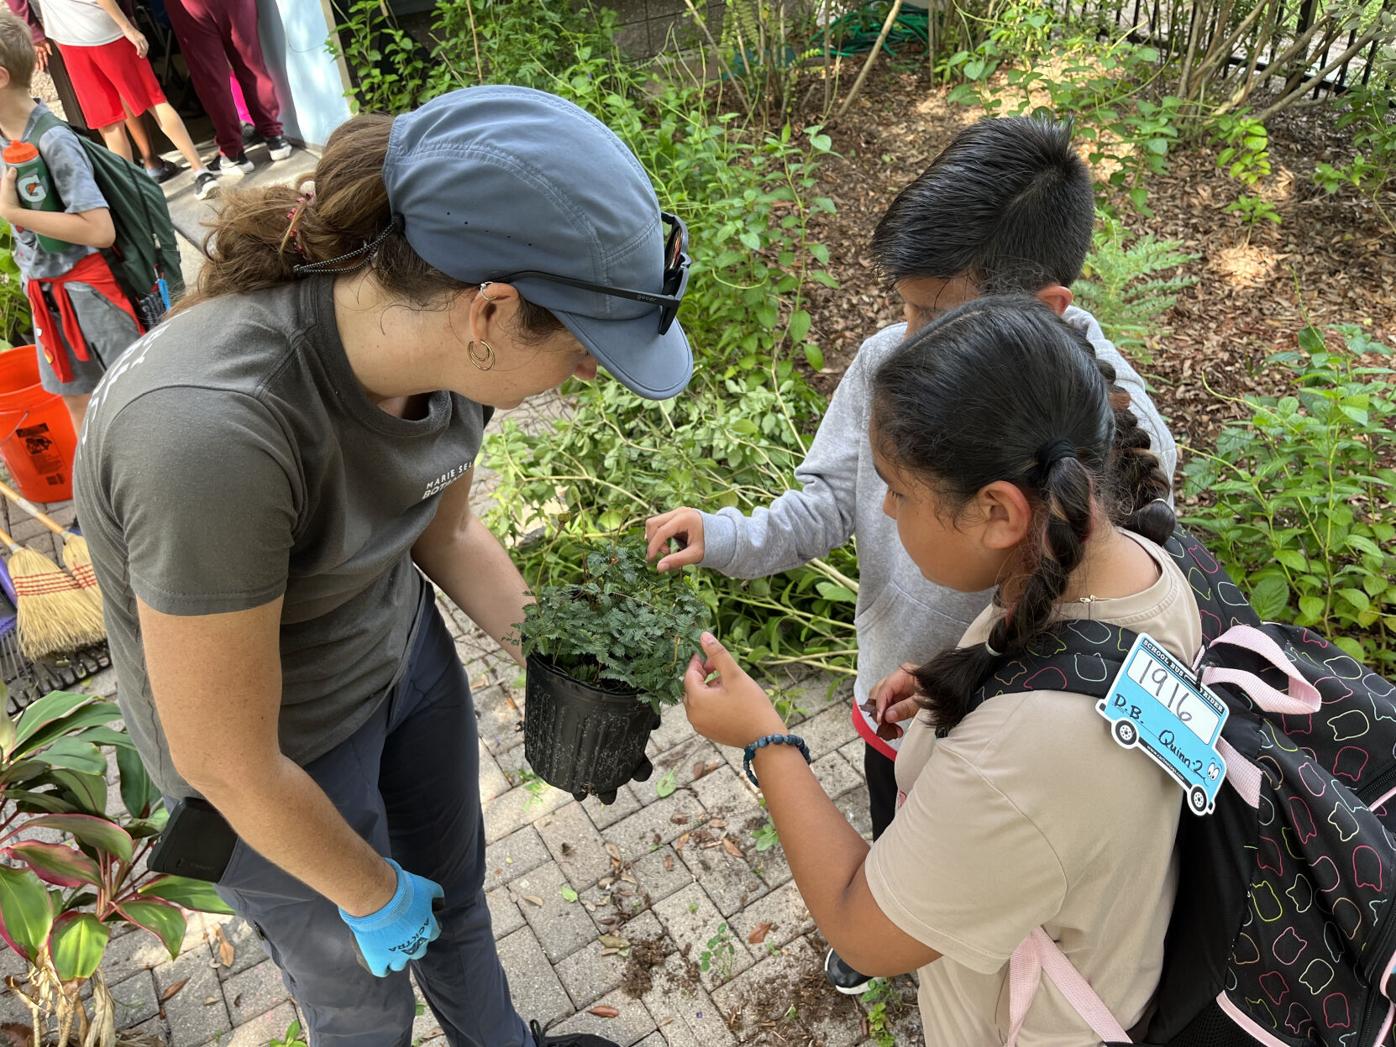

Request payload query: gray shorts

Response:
[35,280,141,396]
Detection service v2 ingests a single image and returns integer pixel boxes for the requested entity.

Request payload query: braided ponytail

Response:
[871,295,1125,733]
[1093,357,1176,545]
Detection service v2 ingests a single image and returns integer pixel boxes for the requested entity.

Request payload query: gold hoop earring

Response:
[467,339,496,371]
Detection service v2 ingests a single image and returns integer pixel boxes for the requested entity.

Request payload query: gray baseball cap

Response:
[383,85,692,400]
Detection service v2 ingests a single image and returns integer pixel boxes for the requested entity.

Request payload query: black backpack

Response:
[980,529,1396,1047]
[29,109,184,326]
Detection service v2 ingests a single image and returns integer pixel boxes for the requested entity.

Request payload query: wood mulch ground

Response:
[792,63,1396,471]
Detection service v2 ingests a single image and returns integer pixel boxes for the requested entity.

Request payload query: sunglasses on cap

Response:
[502,212,690,335]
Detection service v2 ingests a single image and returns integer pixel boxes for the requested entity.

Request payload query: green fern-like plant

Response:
[1073,214,1198,363]
[518,540,708,711]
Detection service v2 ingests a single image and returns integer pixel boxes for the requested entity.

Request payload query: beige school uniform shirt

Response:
[865,532,1201,1046]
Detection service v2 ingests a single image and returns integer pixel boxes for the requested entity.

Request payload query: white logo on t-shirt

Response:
[422,460,474,500]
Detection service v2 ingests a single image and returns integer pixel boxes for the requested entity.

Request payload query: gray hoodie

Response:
[698,307,1179,757]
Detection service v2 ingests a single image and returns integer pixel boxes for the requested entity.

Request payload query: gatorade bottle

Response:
[2,142,70,253]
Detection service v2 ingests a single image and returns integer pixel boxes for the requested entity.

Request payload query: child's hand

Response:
[646,508,704,571]
[871,664,922,728]
[123,24,149,57]
[0,168,20,220]
[683,632,786,748]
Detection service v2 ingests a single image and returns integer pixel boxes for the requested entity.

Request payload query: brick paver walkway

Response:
[0,151,923,1046]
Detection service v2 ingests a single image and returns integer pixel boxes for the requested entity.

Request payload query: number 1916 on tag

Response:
[1097,633,1229,816]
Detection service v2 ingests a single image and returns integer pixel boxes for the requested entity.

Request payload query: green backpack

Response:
[30,108,185,325]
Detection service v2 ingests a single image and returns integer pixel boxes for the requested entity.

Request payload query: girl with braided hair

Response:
[682,295,1193,1045]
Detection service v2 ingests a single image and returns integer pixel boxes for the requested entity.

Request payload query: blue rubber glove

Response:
[338,858,444,976]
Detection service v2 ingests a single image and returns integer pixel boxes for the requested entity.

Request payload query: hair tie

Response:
[1030,438,1076,484]
[282,186,316,259]
[292,215,402,277]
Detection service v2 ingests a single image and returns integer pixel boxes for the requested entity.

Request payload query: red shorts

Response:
[58,37,166,128]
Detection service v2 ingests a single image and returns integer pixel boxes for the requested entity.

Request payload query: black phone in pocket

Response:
[147,797,239,882]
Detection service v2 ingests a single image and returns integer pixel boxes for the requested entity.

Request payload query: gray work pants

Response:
[214,592,530,1047]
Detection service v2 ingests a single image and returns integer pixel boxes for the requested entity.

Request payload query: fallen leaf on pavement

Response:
[588,1005,620,1018]
[159,979,187,1003]
[214,926,235,968]
[748,922,773,945]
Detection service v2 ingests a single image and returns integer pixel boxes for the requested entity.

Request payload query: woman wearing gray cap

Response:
[72,85,692,1047]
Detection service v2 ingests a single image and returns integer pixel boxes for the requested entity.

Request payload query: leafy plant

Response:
[0,691,232,1043]
[330,0,614,114]
[752,820,779,852]
[1073,214,1198,364]
[328,0,430,114]
[1312,76,1396,233]
[269,1018,309,1047]
[518,541,707,710]
[1183,324,1396,670]
[698,921,736,980]
[861,976,896,1047]
[516,768,547,811]
[1213,113,1281,228]
[0,224,32,349]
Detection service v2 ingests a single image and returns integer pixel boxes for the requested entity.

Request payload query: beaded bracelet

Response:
[742,733,812,787]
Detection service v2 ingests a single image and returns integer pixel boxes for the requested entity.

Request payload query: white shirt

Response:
[37,0,123,48]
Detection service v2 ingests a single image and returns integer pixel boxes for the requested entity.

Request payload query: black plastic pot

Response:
[524,654,659,803]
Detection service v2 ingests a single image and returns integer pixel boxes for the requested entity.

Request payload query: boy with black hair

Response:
[646,114,1178,993]
[0,8,141,435]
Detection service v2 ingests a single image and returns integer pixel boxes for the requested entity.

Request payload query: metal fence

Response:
[1057,0,1393,95]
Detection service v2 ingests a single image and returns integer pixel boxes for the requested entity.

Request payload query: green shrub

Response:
[1312,77,1396,230]
[0,224,32,348]
[1182,325,1396,670]
[1073,214,1197,363]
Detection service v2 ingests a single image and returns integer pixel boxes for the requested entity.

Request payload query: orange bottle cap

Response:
[2,142,38,163]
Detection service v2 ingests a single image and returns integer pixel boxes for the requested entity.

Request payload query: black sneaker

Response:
[265,134,293,161]
[193,171,219,200]
[209,152,255,176]
[145,158,179,183]
[824,947,872,995]
[529,1019,618,1046]
[241,122,258,145]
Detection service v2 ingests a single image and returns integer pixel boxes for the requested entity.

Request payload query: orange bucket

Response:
[0,347,76,502]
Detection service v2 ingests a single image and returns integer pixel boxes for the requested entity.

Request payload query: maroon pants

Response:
[164,0,283,158]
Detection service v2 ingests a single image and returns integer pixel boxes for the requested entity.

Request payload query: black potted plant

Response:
[517,540,707,804]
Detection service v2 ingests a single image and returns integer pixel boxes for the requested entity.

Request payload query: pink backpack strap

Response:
[1200,625,1320,715]
[1006,928,1132,1046]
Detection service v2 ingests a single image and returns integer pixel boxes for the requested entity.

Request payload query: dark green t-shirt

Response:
[73,277,488,797]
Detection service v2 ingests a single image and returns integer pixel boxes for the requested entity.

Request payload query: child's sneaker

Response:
[265,135,293,161]
[193,171,219,200]
[209,152,255,177]
[145,158,179,184]
[824,947,872,995]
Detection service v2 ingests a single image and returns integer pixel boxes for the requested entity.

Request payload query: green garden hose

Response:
[825,2,930,57]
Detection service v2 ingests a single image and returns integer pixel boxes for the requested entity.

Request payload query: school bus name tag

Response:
[1097,632,1229,816]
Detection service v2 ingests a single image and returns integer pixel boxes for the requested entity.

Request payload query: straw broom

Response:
[0,524,105,660]
[0,477,101,614]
